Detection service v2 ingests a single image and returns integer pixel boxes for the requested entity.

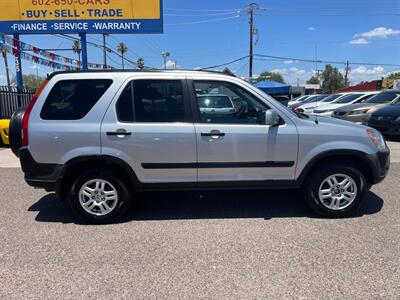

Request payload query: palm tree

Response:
[117,43,128,70]
[0,46,11,87]
[72,40,81,69]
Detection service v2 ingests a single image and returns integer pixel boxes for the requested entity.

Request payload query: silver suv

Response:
[9,70,390,224]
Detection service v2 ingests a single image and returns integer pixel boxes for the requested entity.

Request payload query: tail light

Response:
[21,80,48,147]
[229,108,236,113]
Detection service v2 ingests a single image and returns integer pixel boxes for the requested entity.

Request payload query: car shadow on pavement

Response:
[29,189,384,224]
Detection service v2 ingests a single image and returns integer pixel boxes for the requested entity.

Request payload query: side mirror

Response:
[265,109,280,126]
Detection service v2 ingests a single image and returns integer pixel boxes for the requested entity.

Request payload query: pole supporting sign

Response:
[0,0,163,34]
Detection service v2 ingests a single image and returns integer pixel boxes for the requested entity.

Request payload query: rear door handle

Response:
[107,131,132,136]
[201,131,225,137]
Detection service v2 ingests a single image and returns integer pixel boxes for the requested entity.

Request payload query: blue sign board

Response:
[0,0,163,34]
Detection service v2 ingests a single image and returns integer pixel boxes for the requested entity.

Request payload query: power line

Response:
[200,56,250,70]
[199,52,400,73]
[165,15,239,26]
[53,34,154,69]
[108,35,142,58]
[254,54,400,67]
[165,11,240,17]
[164,8,241,12]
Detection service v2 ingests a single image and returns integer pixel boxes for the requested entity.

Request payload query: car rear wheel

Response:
[9,107,26,156]
[69,169,132,224]
[304,164,367,217]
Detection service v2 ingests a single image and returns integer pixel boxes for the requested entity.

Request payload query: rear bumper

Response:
[19,147,62,191]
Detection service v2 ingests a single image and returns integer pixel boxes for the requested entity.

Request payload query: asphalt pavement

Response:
[0,150,399,298]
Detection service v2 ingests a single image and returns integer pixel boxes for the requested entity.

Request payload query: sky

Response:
[0,0,399,86]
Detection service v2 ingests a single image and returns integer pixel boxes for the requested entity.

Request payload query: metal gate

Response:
[0,86,35,119]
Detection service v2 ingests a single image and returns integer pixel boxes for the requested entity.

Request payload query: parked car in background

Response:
[313,92,377,117]
[333,90,400,124]
[197,94,236,114]
[271,95,290,106]
[0,119,10,147]
[296,93,344,114]
[287,95,309,106]
[290,94,325,110]
[368,100,400,135]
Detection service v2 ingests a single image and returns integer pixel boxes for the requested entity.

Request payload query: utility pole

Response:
[344,60,351,86]
[79,33,88,70]
[314,45,318,80]
[247,3,260,78]
[102,34,108,69]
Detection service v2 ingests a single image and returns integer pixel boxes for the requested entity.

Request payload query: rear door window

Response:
[41,79,112,120]
[115,80,187,123]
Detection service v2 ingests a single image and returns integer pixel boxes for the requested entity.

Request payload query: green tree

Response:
[306,75,320,84]
[255,71,285,83]
[72,40,81,69]
[1,46,11,87]
[136,57,145,69]
[321,64,345,93]
[386,72,400,80]
[11,74,46,90]
[117,43,128,70]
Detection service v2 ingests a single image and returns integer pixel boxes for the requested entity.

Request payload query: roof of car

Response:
[47,69,235,80]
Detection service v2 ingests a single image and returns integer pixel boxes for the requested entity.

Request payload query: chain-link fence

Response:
[0,86,36,119]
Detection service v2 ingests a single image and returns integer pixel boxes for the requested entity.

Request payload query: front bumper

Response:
[366,148,390,185]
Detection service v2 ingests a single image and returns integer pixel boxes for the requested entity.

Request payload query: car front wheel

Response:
[304,165,367,218]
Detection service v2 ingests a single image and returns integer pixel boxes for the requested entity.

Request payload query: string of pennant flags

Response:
[0,33,104,71]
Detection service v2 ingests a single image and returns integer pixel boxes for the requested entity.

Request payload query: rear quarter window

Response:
[40,79,112,120]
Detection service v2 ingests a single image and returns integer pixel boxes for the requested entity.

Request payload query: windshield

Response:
[298,96,311,102]
[334,94,363,104]
[292,95,307,102]
[365,92,400,104]
[321,94,342,103]
[197,96,233,108]
[310,95,327,102]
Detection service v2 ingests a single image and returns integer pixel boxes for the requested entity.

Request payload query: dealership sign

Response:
[0,0,163,34]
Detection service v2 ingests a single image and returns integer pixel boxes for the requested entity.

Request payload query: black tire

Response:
[69,169,132,224]
[304,164,367,218]
[9,107,26,156]
[0,133,5,147]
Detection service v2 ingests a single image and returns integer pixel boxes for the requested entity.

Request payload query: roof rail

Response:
[47,69,236,80]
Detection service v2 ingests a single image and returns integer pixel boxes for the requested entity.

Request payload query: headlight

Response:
[367,129,386,151]
[349,108,370,115]
[395,116,400,122]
